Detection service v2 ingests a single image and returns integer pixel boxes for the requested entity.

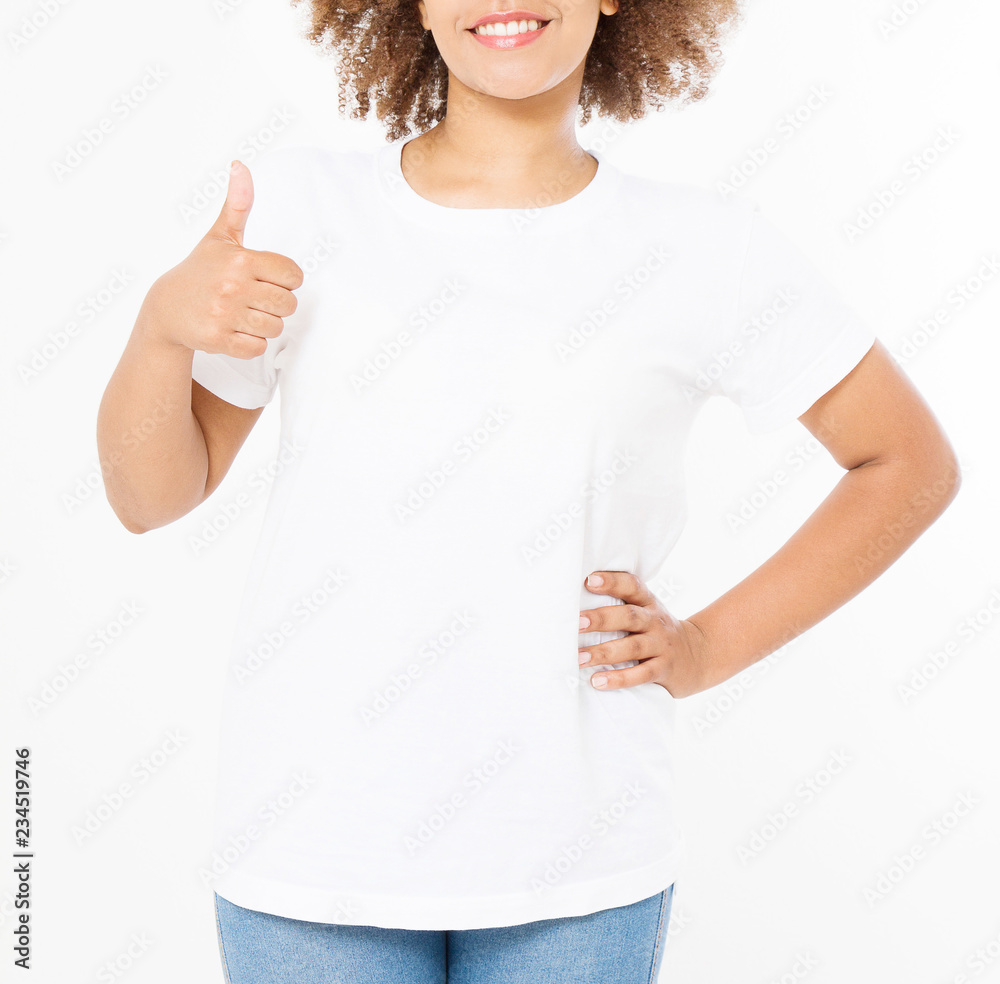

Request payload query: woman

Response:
[96,0,961,980]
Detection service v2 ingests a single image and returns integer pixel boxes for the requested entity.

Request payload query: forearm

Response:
[97,288,210,533]
[683,455,961,692]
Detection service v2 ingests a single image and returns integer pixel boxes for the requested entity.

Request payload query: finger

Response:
[578,631,655,668]
[209,160,254,247]
[223,328,270,361]
[588,660,661,691]
[248,249,305,292]
[232,305,285,344]
[246,279,298,322]
[579,602,649,635]
[584,570,656,608]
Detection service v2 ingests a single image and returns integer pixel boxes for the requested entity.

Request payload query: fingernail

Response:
[579,616,590,630]
[587,574,603,588]
[578,651,590,665]
[592,675,608,688]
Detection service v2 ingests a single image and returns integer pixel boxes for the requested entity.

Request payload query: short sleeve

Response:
[706,202,877,434]
[190,148,300,410]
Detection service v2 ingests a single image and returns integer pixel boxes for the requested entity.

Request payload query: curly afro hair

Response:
[288,0,746,142]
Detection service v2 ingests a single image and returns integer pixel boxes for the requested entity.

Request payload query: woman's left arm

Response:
[578,339,962,698]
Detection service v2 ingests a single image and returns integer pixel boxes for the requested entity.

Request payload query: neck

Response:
[419,66,593,179]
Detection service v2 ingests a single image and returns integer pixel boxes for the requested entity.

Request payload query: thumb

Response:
[211,160,254,246]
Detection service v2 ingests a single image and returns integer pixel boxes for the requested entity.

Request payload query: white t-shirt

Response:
[191,136,876,930]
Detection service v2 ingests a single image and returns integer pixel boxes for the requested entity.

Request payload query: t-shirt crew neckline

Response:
[374,136,618,235]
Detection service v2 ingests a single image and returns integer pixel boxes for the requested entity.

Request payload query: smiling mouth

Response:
[468,19,551,36]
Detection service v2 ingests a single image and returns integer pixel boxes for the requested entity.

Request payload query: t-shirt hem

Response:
[190,357,274,410]
[209,847,684,931]
[741,319,877,435]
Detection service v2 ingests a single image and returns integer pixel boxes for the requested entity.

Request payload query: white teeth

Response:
[474,18,543,36]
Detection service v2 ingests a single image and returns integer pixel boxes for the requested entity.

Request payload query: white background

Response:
[2,0,998,981]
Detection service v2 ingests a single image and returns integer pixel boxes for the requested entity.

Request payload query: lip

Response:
[468,9,549,29]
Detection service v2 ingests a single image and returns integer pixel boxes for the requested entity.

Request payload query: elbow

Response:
[910,441,963,520]
[104,492,155,535]
[858,437,963,525]
[931,431,963,499]
[874,420,963,508]
[939,453,962,510]
[935,469,962,526]
[112,503,152,535]
[105,486,201,534]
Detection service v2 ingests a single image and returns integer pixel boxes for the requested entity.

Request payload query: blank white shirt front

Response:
[191,137,877,930]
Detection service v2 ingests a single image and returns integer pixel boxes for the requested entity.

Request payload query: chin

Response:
[462,72,560,102]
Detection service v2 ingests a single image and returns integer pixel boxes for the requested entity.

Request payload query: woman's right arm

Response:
[96,160,302,534]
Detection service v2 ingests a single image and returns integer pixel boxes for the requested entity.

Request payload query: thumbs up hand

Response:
[144,159,305,359]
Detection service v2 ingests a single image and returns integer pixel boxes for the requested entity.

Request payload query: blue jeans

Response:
[214,884,674,983]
